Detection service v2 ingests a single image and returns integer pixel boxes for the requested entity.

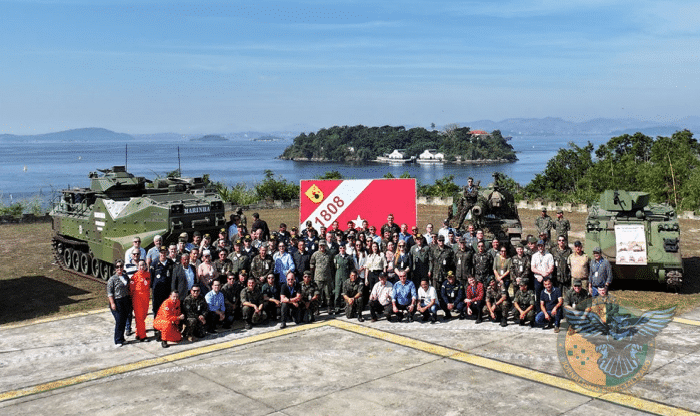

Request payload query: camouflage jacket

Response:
[250,255,274,280]
[513,289,536,309]
[310,250,333,282]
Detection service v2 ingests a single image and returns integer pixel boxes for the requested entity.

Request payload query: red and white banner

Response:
[300,179,417,233]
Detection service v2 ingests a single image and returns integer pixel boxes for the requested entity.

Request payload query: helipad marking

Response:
[1,319,699,416]
[0,321,325,403]
[329,320,700,416]
[673,317,700,326]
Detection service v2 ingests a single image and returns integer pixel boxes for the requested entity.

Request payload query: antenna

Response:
[125,144,128,170]
[177,146,181,176]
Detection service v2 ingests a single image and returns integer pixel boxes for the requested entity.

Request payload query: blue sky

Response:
[1,0,699,134]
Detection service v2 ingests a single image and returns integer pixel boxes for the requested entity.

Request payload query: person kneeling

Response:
[154,291,185,348]
[182,285,208,342]
[369,272,393,322]
[417,279,438,323]
[280,272,302,329]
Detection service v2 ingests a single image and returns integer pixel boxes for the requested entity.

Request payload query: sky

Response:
[1,0,699,135]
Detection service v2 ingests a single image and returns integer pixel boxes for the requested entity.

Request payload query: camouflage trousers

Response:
[315,279,333,309]
[344,298,364,319]
[182,317,206,339]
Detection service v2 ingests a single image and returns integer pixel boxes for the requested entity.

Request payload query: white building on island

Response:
[417,149,444,163]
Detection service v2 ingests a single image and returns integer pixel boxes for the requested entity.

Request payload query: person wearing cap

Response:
[510,243,530,293]
[455,177,479,230]
[535,207,554,240]
[227,239,250,277]
[342,270,365,321]
[250,245,274,285]
[537,230,554,254]
[472,240,492,283]
[531,239,554,304]
[484,277,509,327]
[437,219,453,241]
[146,235,163,268]
[221,272,241,327]
[124,236,147,265]
[273,241,295,287]
[535,278,563,332]
[417,279,439,323]
[551,236,572,290]
[242,235,258,260]
[588,246,613,296]
[513,278,536,326]
[553,209,570,241]
[251,212,270,242]
[213,228,230,249]
[289,225,299,241]
[564,279,589,312]
[151,246,174,320]
[454,237,473,286]
[410,233,430,285]
[440,271,465,320]
[300,270,321,323]
[310,240,334,314]
[368,272,393,322]
[304,223,320,254]
[523,235,537,259]
[567,241,589,290]
[176,238,189,258]
[182,285,208,340]
[428,234,454,291]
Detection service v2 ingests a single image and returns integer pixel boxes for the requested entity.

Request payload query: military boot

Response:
[500,316,508,327]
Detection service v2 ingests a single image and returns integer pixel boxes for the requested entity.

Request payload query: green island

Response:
[279,125,517,163]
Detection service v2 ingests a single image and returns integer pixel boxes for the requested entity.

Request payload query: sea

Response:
[0,134,612,207]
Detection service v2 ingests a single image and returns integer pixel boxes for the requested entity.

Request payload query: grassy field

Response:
[1,206,699,326]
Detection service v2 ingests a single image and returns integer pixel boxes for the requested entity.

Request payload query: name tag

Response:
[595,271,599,278]
[443,259,446,265]
[520,265,523,272]
[500,270,505,275]
[265,264,269,270]
[458,259,461,265]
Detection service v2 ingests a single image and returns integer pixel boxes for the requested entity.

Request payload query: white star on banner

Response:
[352,214,364,229]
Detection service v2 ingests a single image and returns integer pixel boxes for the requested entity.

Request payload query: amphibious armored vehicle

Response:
[585,190,683,289]
[448,172,522,247]
[50,166,226,280]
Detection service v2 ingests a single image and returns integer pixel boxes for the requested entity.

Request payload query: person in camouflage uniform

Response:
[454,237,473,286]
[428,235,454,290]
[310,241,334,314]
[240,277,265,330]
[523,236,537,259]
[551,236,572,289]
[250,246,273,284]
[450,177,480,230]
[221,272,240,326]
[552,209,571,241]
[261,274,280,321]
[182,286,208,340]
[563,279,589,312]
[513,279,536,327]
[410,234,430,285]
[484,277,510,327]
[472,241,492,283]
[535,208,554,239]
[342,270,365,321]
[227,240,250,277]
[510,244,531,299]
[333,244,353,314]
[213,248,233,283]
[300,271,321,323]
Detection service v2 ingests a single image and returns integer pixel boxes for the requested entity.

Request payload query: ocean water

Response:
[0,134,611,205]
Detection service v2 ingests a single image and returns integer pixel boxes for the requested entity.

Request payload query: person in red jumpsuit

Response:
[130,259,152,341]
[153,291,184,348]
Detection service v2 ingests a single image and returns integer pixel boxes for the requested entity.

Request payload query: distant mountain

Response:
[454,117,700,136]
[0,127,134,142]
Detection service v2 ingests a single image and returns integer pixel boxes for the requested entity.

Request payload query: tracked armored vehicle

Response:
[585,190,683,289]
[448,173,522,247]
[50,166,226,280]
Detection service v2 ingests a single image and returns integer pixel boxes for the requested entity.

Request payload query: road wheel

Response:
[91,257,102,279]
[80,252,91,275]
[101,261,113,280]
[72,250,81,272]
[63,248,73,269]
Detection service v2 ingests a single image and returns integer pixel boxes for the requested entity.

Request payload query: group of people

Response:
[107,208,613,347]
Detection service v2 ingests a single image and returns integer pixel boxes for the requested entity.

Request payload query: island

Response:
[279,125,517,163]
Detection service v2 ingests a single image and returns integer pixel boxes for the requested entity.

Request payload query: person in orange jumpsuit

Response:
[129,259,152,341]
[153,291,184,348]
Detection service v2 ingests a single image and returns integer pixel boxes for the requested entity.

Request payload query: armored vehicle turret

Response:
[448,173,522,247]
[50,166,226,280]
[585,190,683,289]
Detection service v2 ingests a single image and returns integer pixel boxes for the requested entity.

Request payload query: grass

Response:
[1,206,699,326]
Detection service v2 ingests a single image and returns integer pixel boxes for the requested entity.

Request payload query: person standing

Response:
[535,208,554,240]
[567,241,590,290]
[530,240,554,304]
[129,259,151,342]
[588,246,613,296]
[150,247,174,320]
[107,260,131,347]
[552,210,570,242]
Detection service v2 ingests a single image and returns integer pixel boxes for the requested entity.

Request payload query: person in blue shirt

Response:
[391,270,417,322]
[588,247,613,296]
[273,242,296,286]
[535,278,563,332]
[205,280,225,333]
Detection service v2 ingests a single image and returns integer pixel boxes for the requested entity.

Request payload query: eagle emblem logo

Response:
[558,295,674,392]
[305,184,324,204]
